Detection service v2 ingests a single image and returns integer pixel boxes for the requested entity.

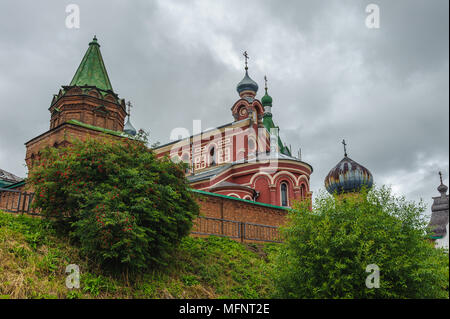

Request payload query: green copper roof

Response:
[190,189,290,211]
[262,114,291,156]
[66,119,125,137]
[2,180,25,189]
[69,36,114,92]
[0,180,13,188]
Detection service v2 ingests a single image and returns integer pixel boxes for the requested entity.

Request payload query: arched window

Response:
[209,147,216,166]
[248,137,256,153]
[301,184,307,200]
[181,153,190,173]
[281,182,288,207]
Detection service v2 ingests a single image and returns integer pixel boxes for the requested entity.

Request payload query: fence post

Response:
[21,191,27,215]
[220,199,224,235]
[26,193,35,214]
[16,192,22,214]
[240,222,245,243]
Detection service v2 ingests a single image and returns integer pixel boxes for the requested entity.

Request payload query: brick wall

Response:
[25,123,124,170]
[192,190,289,243]
[194,191,288,226]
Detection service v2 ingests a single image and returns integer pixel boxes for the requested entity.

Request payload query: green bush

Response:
[28,136,199,269]
[273,186,449,299]
[81,273,117,296]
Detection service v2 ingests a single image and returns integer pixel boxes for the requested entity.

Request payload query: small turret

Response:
[123,101,137,136]
[261,75,273,115]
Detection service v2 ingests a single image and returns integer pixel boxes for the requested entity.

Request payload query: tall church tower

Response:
[25,36,131,170]
[49,36,127,132]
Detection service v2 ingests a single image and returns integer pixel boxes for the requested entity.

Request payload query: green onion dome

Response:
[261,89,272,107]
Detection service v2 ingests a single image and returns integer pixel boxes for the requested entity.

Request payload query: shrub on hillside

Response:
[28,136,199,269]
[273,186,449,298]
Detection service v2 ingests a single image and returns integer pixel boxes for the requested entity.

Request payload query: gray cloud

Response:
[0,0,448,214]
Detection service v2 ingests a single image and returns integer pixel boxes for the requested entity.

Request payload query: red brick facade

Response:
[49,87,126,132]
[195,191,288,226]
[1,37,308,243]
[191,190,290,243]
[25,121,124,170]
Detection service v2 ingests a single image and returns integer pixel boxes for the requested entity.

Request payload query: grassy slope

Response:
[0,211,278,299]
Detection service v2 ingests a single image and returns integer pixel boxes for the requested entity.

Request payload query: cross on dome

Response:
[342,139,348,157]
[243,51,249,70]
[126,101,133,116]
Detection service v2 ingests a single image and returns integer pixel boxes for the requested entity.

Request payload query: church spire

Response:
[69,36,114,92]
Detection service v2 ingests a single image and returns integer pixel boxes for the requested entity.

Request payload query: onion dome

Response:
[236,70,258,97]
[324,140,373,194]
[261,76,272,107]
[123,101,137,136]
[236,51,258,98]
[261,75,273,117]
[261,91,272,107]
[437,172,448,194]
[124,117,137,136]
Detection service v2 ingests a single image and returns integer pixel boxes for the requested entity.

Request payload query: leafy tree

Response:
[28,136,199,269]
[273,186,449,298]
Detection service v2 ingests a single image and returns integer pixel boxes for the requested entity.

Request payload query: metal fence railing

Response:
[0,188,283,242]
[243,222,282,243]
[191,216,241,239]
[0,187,38,215]
[191,216,282,243]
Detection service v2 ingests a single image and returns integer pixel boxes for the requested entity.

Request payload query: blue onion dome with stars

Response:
[324,140,373,194]
[236,51,258,98]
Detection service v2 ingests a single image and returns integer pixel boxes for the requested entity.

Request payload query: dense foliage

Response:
[0,211,274,299]
[28,136,199,269]
[273,186,449,299]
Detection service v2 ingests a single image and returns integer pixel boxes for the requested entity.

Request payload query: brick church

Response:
[13,36,314,209]
[153,52,313,207]
[2,36,384,217]
[2,36,447,245]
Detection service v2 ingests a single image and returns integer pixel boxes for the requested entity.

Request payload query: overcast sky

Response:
[0,0,448,213]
